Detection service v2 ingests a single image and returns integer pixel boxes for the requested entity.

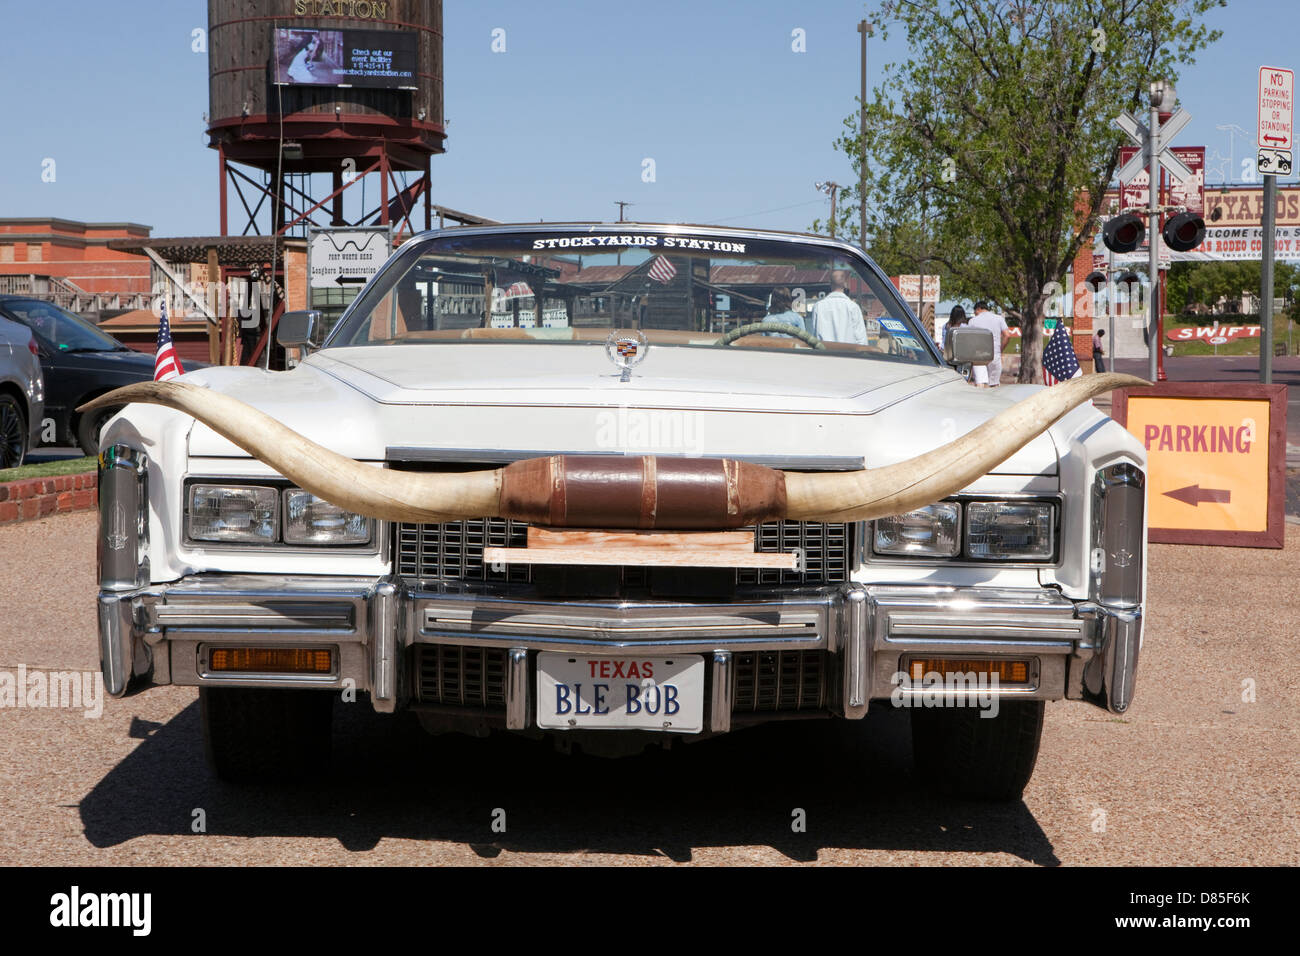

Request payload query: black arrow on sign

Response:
[1163,484,1232,506]
[334,274,367,286]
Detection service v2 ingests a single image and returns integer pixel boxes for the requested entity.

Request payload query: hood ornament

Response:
[605,329,649,382]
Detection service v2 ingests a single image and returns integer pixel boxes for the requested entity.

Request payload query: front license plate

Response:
[536,653,704,733]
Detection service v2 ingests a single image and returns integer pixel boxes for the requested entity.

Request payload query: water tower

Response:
[208,0,443,237]
[206,0,444,361]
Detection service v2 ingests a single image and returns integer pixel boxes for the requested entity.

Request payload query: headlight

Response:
[873,503,961,556]
[965,501,1055,560]
[188,484,278,543]
[283,489,372,545]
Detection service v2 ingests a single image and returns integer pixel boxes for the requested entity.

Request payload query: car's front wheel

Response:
[200,687,333,782]
[910,699,1045,801]
[0,394,27,470]
[75,405,116,457]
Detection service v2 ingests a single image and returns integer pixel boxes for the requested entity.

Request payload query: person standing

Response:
[809,269,867,345]
[968,300,1012,385]
[1092,328,1106,373]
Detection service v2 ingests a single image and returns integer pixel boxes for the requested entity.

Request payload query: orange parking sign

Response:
[1113,383,1287,548]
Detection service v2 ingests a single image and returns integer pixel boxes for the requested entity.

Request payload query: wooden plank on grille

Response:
[483,528,797,569]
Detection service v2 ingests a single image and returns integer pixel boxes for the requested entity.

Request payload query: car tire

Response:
[0,394,27,470]
[75,405,115,457]
[200,686,333,783]
[910,699,1045,801]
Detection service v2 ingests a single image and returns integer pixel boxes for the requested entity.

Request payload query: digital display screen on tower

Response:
[273,28,418,90]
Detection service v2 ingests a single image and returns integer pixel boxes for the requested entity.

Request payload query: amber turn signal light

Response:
[209,648,333,674]
[908,658,1029,684]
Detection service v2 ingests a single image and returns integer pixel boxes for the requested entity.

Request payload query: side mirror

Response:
[944,326,994,366]
[276,310,322,350]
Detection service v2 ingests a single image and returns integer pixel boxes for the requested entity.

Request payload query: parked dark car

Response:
[0,295,168,455]
[0,314,45,469]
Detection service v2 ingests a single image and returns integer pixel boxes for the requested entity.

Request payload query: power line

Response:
[709,198,827,224]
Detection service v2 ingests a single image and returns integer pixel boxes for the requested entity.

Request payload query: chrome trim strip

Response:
[152,603,356,628]
[386,447,866,471]
[415,592,830,651]
[506,647,529,729]
[710,650,732,733]
[843,588,868,718]
[98,592,135,698]
[371,579,400,712]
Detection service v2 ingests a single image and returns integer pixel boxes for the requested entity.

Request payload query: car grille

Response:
[414,645,507,710]
[397,518,531,583]
[731,650,829,713]
[396,518,853,587]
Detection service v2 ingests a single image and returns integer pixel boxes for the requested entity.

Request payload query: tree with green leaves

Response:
[816,0,1222,382]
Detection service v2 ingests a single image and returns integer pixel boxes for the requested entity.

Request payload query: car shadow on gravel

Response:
[79,699,1059,865]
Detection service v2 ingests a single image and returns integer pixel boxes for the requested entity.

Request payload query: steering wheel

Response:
[719,321,826,350]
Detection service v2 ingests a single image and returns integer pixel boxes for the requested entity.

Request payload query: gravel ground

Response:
[1,511,1296,866]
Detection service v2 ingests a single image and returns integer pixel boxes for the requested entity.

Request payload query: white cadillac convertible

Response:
[89,223,1147,799]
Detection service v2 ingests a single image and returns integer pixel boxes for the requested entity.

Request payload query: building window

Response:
[27,244,42,262]
[0,245,13,263]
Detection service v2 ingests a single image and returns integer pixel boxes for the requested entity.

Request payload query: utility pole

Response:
[615,200,633,222]
[858,19,872,249]
[815,181,842,238]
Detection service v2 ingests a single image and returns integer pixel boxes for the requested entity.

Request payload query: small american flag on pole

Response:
[154,301,184,382]
[646,255,677,284]
[1041,322,1081,386]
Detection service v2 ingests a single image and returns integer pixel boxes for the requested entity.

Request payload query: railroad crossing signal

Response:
[1116,109,1194,184]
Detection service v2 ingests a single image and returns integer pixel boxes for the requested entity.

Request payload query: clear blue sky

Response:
[0,0,1295,237]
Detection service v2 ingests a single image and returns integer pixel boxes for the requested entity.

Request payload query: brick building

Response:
[0,218,153,308]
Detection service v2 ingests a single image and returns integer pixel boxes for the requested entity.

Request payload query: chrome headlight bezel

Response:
[182,478,378,552]
[187,483,279,545]
[868,495,1062,565]
[872,502,961,557]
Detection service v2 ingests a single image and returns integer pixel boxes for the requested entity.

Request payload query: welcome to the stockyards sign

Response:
[1102,183,1300,262]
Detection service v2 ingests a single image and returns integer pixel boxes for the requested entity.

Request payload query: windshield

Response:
[327,228,938,366]
[0,299,121,352]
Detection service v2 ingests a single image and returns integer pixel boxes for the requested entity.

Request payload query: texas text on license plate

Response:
[536,653,704,733]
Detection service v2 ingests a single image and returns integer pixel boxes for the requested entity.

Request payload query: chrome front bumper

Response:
[98,576,1143,725]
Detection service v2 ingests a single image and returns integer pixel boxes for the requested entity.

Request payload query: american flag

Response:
[154,301,184,382]
[646,255,677,284]
[1041,322,1081,386]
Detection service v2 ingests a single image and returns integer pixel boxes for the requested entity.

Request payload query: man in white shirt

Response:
[809,270,867,345]
[967,300,1013,385]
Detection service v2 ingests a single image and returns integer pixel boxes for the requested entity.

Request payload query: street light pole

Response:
[858,19,872,249]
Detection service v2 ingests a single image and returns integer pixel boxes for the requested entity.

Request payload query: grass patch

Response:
[0,456,96,484]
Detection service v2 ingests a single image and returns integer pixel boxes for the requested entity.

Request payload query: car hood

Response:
[56,348,157,373]
[180,345,1063,476]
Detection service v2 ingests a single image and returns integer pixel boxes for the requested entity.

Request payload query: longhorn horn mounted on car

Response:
[79,374,1147,527]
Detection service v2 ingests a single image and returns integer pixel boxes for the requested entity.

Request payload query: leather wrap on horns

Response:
[80,373,1146,527]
